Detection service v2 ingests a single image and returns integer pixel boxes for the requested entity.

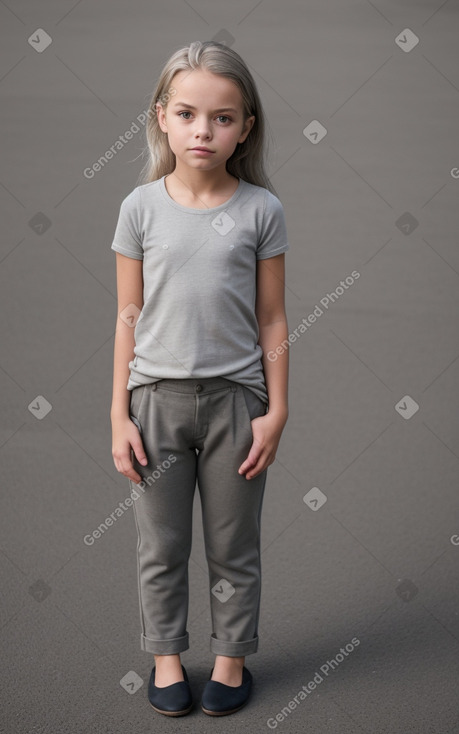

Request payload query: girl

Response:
[110,40,290,717]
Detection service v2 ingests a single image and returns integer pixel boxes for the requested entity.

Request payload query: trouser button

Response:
[195,384,203,392]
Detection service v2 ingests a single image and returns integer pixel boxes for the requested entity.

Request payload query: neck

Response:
[169,165,238,196]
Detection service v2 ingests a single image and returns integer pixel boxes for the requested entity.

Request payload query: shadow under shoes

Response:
[201,666,253,716]
[148,663,193,716]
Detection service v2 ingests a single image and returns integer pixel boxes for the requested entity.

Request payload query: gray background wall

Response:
[1,1,458,732]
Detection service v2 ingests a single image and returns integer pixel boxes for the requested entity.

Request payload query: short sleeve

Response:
[256,190,290,260]
[111,187,143,260]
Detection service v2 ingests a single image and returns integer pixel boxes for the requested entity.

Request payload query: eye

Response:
[177,111,232,123]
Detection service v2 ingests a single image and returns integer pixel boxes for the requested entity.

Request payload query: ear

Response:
[156,103,167,132]
[239,115,255,144]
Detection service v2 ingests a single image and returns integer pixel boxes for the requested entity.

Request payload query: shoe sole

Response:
[201,699,249,716]
[149,701,193,717]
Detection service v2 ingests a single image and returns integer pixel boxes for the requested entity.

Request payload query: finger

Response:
[238,449,257,474]
[245,450,271,479]
[117,451,144,484]
[129,471,143,484]
[238,442,262,475]
[245,466,262,479]
[127,446,147,484]
[132,440,148,466]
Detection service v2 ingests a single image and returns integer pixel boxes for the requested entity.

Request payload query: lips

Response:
[191,147,213,152]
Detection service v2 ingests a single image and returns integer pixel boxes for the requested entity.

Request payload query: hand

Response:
[238,411,287,480]
[111,416,148,484]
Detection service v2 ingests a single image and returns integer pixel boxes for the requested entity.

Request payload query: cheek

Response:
[167,121,182,137]
[219,128,241,146]
[165,125,186,147]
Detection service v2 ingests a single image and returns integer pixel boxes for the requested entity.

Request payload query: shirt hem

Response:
[256,243,289,260]
[111,243,143,260]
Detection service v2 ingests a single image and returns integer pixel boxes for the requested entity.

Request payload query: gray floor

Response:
[1,1,459,732]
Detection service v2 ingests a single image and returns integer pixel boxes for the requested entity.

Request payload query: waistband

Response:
[148,377,239,395]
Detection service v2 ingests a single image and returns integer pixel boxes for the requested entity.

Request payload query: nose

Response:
[194,115,212,140]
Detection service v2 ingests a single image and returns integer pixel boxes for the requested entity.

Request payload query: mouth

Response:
[191,147,214,152]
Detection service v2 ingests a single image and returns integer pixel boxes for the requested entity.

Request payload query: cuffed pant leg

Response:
[196,383,268,657]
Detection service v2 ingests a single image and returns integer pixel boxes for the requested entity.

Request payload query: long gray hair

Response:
[137,41,278,195]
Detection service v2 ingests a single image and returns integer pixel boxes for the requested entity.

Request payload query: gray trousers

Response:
[128,376,268,657]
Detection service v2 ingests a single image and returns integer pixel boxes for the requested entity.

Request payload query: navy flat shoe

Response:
[148,663,193,716]
[201,666,253,716]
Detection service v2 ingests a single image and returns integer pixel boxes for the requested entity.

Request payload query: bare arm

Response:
[110,252,147,483]
[110,252,144,419]
[238,252,289,479]
[256,252,289,420]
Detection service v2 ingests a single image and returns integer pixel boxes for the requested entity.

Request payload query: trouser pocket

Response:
[129,385,147,434]
[240,385,267,423]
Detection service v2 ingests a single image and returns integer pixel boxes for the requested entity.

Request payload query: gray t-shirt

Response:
[111,174,289,405]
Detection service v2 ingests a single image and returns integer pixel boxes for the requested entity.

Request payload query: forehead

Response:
[170,68,243,107]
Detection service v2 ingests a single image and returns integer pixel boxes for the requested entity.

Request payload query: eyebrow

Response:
[172,102,239,114]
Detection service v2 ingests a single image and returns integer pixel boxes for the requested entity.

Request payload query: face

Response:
[156,68,255,173]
